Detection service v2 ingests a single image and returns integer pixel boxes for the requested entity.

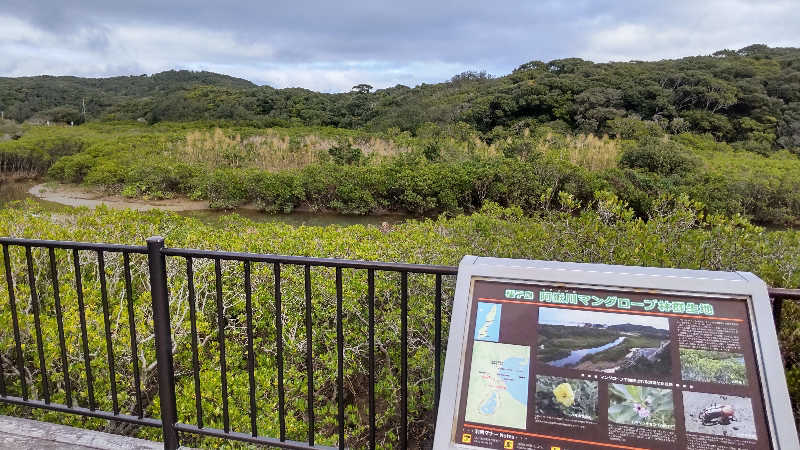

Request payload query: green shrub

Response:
[123,161,196,199]
[48,153,96,183]
[619,138,698,176]
[7,121,800,226]
[200,168,250,208]
[83,160,127,186]
[328,141,363,165]
[608,117,665,140]
[248,171,304,213]
[1,200,800,446]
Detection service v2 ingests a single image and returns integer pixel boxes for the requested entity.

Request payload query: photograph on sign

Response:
[536,307,672,377]
[449,278,775,450]
[679,349,747,385]
[682,391,757,439]
[608,383,675,429]
[534,375,598,421]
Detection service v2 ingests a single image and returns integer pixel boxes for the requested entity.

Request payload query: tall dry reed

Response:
[538,132,620,171]
[179,128,410,170]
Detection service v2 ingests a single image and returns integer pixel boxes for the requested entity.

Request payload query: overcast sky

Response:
[1,1,798,92]
[538,307,669,329]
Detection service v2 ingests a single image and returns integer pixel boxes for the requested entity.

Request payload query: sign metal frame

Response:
[433,256,799,450]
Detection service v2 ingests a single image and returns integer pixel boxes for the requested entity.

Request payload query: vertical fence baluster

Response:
[0,284,4,395]
[186,257,203,429]
[772,297,784,331]
[400,271,408,450]
[3,245,26,400]
[434,274,442,421]
[0,293,4,394]
[336,267,344,450]
[73,249,95,410]
[304,264,315,446]
[146,237,178,450]
[244,261,258,437]
[50,248,71,407]
[214,258,230,433]
[97,251,118,414]
[123,252,142,418]
[25,246,49,404]
[368,268,376,450]
[275,262,286,442]
[3,244,26,400]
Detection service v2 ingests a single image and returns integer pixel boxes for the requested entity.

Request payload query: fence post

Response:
[147,236,179,450]
[772,297,784,332]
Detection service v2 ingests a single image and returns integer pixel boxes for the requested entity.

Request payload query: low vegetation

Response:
[1,120,800,226]
[0,196,798,445]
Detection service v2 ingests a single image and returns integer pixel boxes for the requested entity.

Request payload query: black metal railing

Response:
[0,237,161,429]
[158,242,457,449]
[0,235,797,449]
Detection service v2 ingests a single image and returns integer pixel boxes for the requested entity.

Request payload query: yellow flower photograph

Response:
[536,376,598,421]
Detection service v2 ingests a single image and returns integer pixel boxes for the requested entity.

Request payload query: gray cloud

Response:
[1,1,798,92]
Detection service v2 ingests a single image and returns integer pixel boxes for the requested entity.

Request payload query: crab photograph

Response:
[682,392,758,440]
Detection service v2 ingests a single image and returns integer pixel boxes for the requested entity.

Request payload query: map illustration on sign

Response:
[474,302,501,342]
[464,341,530,429]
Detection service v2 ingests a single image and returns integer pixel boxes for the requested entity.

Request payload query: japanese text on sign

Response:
[503,289,715,316]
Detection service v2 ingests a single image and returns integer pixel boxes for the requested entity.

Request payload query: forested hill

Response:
[2,44,799,149]
[0,70,256,124]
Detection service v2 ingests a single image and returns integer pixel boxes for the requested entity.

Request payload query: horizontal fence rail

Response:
[0,235,795,449]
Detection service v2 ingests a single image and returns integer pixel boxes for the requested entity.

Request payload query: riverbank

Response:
[1,181,407,227]
[29,183,212,211]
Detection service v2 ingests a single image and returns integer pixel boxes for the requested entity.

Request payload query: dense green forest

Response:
[2,45,799,151]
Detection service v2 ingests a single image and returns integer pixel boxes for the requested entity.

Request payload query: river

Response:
[547,336,627,367]
[0,180,408,228]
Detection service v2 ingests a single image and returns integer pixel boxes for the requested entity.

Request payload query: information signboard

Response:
[434,257,799,450]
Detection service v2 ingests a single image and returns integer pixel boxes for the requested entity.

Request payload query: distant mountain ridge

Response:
[607,324,669,337]
[1,45,798,150]
[0,70,256,124]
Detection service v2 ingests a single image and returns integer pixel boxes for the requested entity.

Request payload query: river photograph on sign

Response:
[536,307,672,377]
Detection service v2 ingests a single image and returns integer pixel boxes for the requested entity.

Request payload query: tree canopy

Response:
[2,45,800,151]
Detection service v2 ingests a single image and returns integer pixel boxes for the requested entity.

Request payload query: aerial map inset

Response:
[474,302,502,342]
[464,341,530,429]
